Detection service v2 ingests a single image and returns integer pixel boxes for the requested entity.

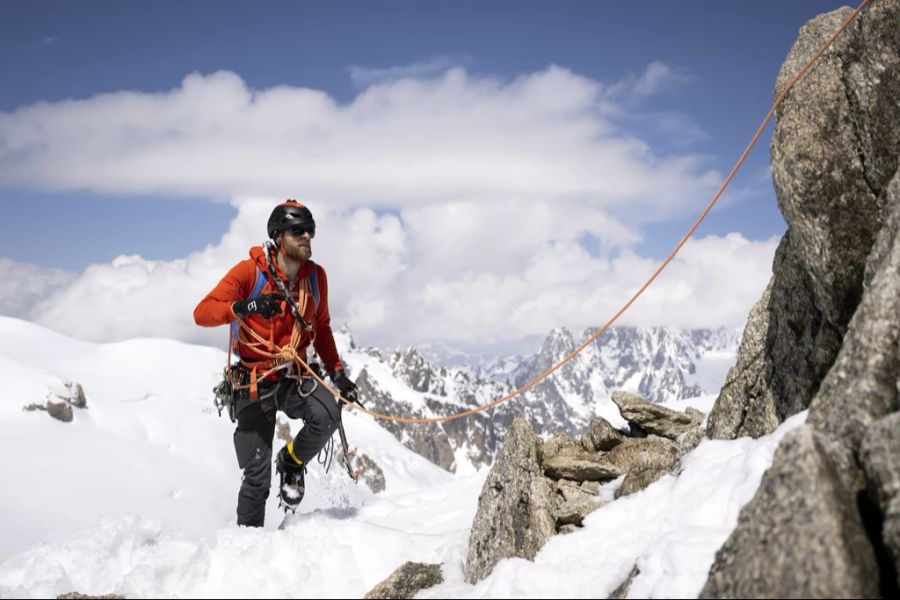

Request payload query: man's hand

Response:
[332,370,362,407]
[232,293,285,319]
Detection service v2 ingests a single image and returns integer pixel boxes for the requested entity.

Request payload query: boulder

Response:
[465,417,556,583]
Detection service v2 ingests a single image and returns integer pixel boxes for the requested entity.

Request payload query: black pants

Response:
[232,374,341,527]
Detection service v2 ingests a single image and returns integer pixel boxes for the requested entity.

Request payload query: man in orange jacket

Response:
[194,200,358,527]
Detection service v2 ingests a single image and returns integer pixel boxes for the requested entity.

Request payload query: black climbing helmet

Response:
[267,200,316,240]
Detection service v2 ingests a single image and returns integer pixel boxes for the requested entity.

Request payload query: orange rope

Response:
[235,0,870,424]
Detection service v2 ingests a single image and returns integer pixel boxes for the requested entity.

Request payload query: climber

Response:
[194,199,359,527]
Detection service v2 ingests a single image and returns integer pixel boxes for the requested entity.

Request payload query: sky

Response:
[0,1,858,354]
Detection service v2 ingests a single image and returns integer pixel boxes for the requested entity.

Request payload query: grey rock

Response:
[611,391,701,440]
[558,524,579,535]
[543,453,622,482]
[699,426,879,599]
[580,480,601,495]
[364,562,443,599]
[553,479,606,527]
[46,400,73,423]
[357,453,386,494]
[676,427,705,456]
[579,433,596,453]
[605,436,681,473]
[589,416,627,451]
[541,431,583,461]
[68,383,87,409]
[707,0,900,441]
[465,417,556,583]
[705,277,783,440]
[615,466,673,499]
[605,436,681,499]
[808,173,900,452]
[607,565,640,600]
[859,412,900,587]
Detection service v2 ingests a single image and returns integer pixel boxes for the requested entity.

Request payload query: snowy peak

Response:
[539,327,577,362]
[335,322,357,350]
[388,346,447,396]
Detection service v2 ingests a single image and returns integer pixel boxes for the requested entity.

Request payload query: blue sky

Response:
[1,1,849,270]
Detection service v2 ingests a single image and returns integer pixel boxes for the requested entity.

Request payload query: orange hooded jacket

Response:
[193,245,343,375]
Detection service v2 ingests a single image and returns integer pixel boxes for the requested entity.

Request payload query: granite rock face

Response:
[701,2,900,596]
[707,0,900,441]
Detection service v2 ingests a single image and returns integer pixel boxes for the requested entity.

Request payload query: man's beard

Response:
[284,243,311,262]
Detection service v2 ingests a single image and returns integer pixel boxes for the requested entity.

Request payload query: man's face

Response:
[280,228,312,262]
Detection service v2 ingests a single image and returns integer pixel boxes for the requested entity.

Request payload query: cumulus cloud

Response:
[0,258,76,319]
[394,232,779,344]
[0,66,718,222]
[0,64,780,352]
[25,201,779,351]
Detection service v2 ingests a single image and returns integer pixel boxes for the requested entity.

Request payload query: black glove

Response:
[232,293,285,319]
[332,370,362,406]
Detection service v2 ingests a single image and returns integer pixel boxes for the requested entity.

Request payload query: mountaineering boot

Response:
[275,441,306,511]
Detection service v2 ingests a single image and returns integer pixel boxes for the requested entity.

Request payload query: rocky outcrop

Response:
[608,565,640,600]
[606,436,681,499]
[364,562,443,599]
[553,479,606,528]
[466,397,706,582]
[588,416,627,451]
[355,453,386,494]
[542,452,622,482]
[700,426,879,598]
[612,391,702,439]
[704,161,900,600]
[464,417,557,584]
[23,381,88,423]
[701,1,900,596]
[860,413,900,587]
[807,173,900,453]
[707,0,900,441]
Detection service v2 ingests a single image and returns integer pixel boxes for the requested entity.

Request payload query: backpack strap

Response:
[307,262,320,311]
[230,267,268,350]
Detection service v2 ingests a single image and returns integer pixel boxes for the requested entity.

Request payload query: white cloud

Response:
[0,258,76,319]
[390,232,779,344]
[0,67,717,220]
[348,56,466,86]
[25,200,779,352]
[0,65,778,352]
[606,61,694,104]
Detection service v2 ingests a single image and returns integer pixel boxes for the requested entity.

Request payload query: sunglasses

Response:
[287,224,315,239]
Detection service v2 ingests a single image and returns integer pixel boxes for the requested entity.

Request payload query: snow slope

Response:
[0,316,798,598]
